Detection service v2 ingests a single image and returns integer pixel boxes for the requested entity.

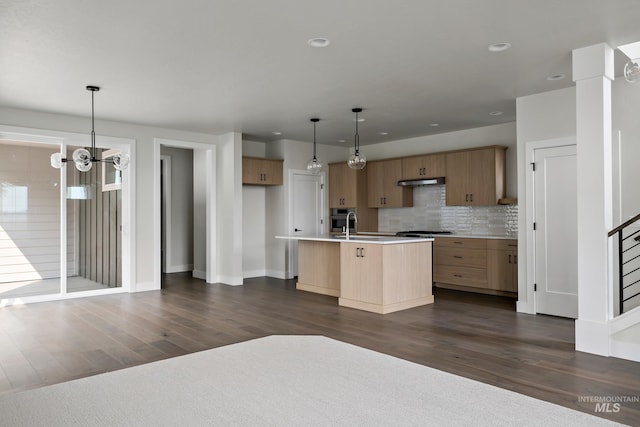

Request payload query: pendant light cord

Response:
[313,120,317,159]
[91,89,96,161]
[354,110,360,154]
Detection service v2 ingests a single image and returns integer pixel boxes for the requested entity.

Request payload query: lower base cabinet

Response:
[434,237,517,296]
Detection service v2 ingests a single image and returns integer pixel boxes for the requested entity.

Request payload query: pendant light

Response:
[624,58,640,83]
[51,86,129,172]
[306,118,324,174]
[347,108,366,170]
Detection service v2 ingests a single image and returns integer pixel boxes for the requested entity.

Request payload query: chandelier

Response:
[51,86,129,172]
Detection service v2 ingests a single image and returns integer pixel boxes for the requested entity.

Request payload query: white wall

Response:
[515,87,576,314]
[160,146,193,273]
[242,140,267,277]
[612,77,640,221]
[0,107,230,292]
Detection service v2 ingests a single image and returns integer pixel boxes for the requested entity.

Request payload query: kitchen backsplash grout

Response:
[377,186,518,237]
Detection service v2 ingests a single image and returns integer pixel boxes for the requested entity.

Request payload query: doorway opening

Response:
[160,148,195,287]
[154,138,216,289]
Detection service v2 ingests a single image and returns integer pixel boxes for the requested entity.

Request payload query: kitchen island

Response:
[276,235,434,314]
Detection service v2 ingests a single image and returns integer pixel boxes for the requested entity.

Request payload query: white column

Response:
[572,43,614,355]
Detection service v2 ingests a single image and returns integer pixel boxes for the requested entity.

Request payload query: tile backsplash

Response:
[377,185,518,237]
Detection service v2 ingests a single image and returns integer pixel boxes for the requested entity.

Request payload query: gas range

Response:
[395,230,452,237]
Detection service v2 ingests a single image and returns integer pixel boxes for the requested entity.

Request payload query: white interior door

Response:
[533,145,578,318]
[290,171,324,277]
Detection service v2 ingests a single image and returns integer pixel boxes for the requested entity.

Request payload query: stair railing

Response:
[608,212,640,315]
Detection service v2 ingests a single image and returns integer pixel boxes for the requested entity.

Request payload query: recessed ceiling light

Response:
[489,111,503,116]
[272,131,282,136]
[338,139,346,143]
[308,37,330,48]
[378,132,388,136]
[546,73,566,81]
[488,42,511,52]
[429,123,439,127]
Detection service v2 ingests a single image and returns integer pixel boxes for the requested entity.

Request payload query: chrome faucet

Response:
[345,211,358,240]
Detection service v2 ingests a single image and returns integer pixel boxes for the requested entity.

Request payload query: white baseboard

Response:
[575,319,610,356]
[216,275,243,286]
[132,281,159,292]
[265,269,287,280]
[243,269,266,278]
[610,339,640,362]
[165,264,194,274]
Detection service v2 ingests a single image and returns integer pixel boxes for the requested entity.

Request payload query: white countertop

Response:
[275,234,433,244]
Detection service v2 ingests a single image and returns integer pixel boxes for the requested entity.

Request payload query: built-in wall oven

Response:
[331,208,357,233]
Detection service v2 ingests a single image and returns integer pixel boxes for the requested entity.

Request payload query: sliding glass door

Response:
[0,140,122,303]
[0,141,63,300]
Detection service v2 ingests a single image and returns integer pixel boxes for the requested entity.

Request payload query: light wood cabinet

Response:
[487,239,518,293]
[367,159,413,208]
[296,240,341,297]
[445,147,506,206]
[434,237,518,296]
[242,157,283,185]
[339,241,433,314]
[329,162,359,207]
[401,154,446,180]
[433,238,488,289]
[328,162,378,232]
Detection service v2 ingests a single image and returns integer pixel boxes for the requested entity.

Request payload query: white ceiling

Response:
[1,0,640,146]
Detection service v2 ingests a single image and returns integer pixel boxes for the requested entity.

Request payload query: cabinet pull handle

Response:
[470,193,473,202]
[383,197,387,204]
[508,254,512,264]
[453,241,462,245]
[453,255,462,259]
[454,274,462,278]
[361,247,365,257]
[514,255,518,265]
[465,194,469,202]
[356,248,360,257]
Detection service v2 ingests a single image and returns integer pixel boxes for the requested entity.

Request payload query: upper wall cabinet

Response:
[329,162,360,208]
[445,147,506,206]
[367,159,413,208]
[242,157,283,186]
[401,153,446,180]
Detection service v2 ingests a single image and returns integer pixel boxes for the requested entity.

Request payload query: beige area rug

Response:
[0,336,622,426]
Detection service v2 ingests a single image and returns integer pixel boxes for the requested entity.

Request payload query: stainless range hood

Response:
[397,177,445,186]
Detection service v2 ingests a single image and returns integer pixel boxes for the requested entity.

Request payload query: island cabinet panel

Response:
[367,159,413,208]
[487,239,518,293]
[339,243,383,304]
[242,157,283,185]
[401,153,446,180]
[339,241,433,314]
[445,147,506,206]
[296,240,341,297]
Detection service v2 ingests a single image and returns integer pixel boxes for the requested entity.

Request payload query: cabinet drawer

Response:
[433,247,486,268]
[486,239,518,251]
[434,237,487,249]
[433,265,487,288]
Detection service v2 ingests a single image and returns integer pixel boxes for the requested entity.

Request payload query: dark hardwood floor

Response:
[0,273,638,424]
